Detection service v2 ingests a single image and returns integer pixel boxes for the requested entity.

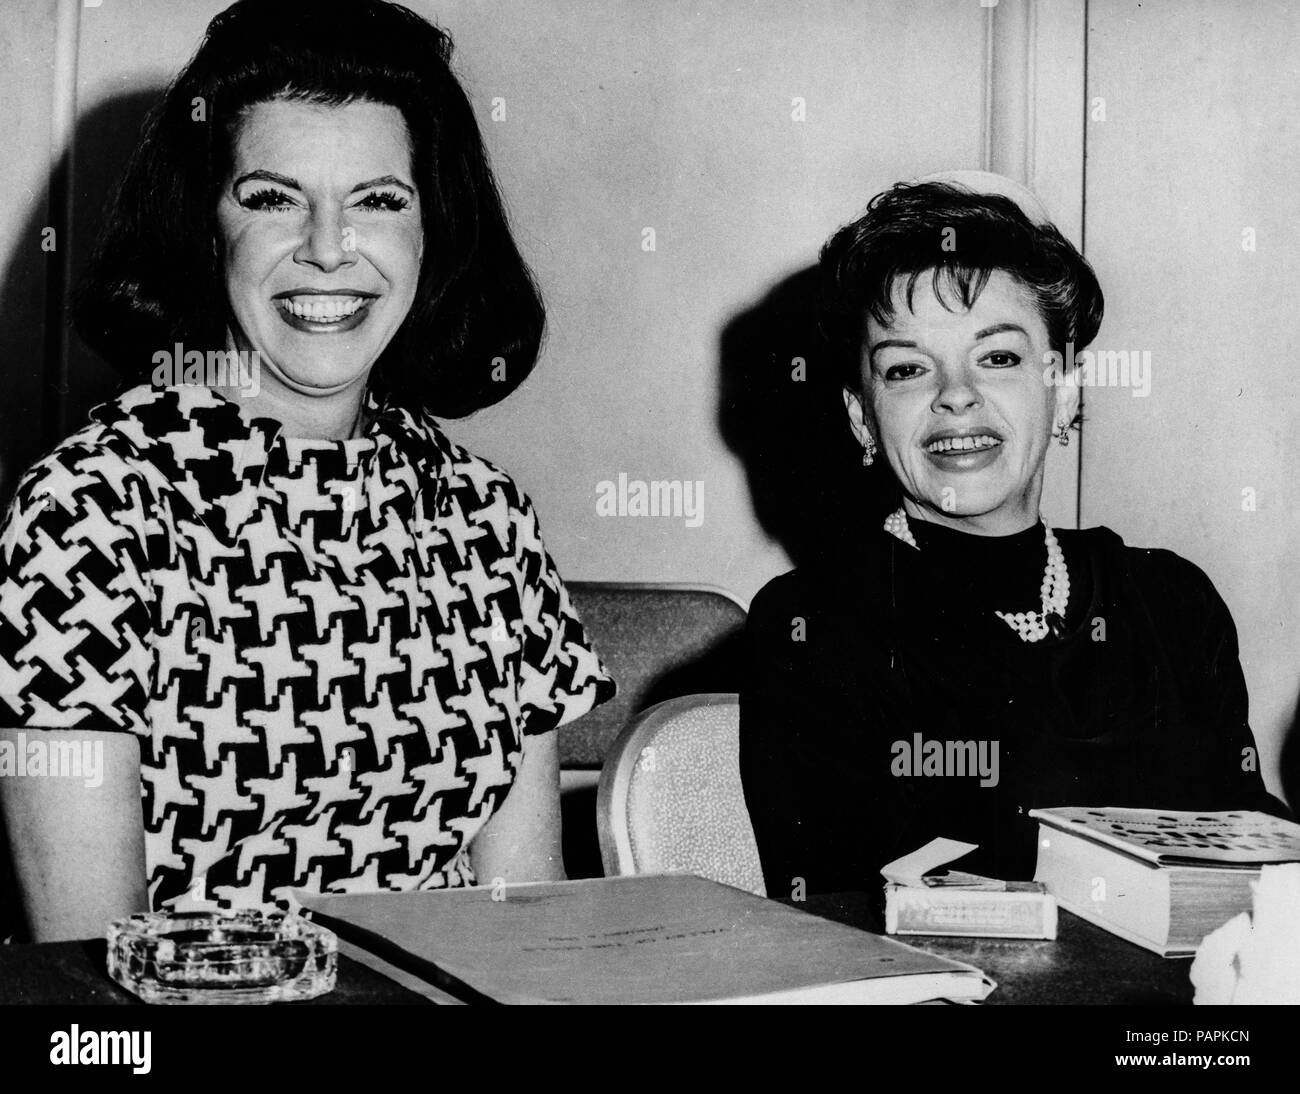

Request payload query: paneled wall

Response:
[1084,0,1300,801]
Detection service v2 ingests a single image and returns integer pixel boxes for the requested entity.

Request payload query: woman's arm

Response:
[464,482,613,888]
[1192,569,1293,817]
[468,729,566,885]
[0,727,148,941]
[0,447,157,940]
[739,575,891,899]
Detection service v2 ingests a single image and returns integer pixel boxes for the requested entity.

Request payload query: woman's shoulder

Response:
[750,567,821,622]
[748,562,880,645]
[404,416,567,572]
[1063,524,1231,618]
[0,415,166,583]
[5,413,163,519]
[407,413,534,515]
[1063,524,1216,580]
[12,384,214,502]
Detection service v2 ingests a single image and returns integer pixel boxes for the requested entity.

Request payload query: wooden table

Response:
[0,894,1191,1005]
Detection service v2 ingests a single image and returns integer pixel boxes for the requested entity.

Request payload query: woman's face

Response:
[845,269,1079,534]
[216,98,424,398]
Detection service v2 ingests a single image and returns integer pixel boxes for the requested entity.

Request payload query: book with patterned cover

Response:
[1029,808,1300,868]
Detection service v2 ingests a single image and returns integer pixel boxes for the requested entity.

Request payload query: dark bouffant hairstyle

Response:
[819,181,1104,390]
[73,0,544,418]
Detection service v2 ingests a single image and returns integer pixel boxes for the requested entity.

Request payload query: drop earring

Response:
[1055,422,1071,447]
[862,433,877,466]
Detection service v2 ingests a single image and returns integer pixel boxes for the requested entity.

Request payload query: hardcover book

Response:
[1030,807,1300,957]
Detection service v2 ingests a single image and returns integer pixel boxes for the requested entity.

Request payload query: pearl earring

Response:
[1056,422,1071,447]
[862,433,877,466]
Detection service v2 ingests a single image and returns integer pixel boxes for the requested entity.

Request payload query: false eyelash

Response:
[356,190,411,211]
[356,189,410,210]
[240,187,295,210]
[237,187,410,212]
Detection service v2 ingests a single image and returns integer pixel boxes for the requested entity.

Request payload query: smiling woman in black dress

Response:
[739,173,1288,901]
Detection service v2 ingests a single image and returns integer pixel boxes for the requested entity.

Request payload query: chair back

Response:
[561,582,747,769]
[596,693,765,896]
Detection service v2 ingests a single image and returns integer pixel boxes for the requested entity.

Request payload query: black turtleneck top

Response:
[738,520,1289,901]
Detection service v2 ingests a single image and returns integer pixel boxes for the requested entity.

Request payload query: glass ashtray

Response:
[107,909,337,1004]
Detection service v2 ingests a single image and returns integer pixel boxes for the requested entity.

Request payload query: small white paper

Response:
[881,838,979,888]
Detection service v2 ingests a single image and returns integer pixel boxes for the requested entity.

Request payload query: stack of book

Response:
[1031,807,1300,956]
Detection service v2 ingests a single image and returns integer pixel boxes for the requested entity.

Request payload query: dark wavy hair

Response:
[819,181,1104,402]
[73,0,544,418]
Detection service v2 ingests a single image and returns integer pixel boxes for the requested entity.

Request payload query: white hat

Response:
[913,169,1053,227]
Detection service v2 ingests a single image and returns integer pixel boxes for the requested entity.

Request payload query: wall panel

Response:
[1084,0,1300,799]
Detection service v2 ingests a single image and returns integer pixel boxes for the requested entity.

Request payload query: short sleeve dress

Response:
[0,383,615,911]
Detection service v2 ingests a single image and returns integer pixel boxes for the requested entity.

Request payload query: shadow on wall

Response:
[0,87,162,512]
[562,269,897,877]
[716,264,897,571]
[1280,694,1299,814]
[0,88,162,942]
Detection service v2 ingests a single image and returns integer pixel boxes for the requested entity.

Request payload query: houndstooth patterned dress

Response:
[0,384,614,911]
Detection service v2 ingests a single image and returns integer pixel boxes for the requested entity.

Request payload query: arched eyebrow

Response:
[230,171,415,197]
[350,175,415,196]
[869,322,1031,362]
[867,339,918,362]
[974,323,1029,340]
[232,170,299,191]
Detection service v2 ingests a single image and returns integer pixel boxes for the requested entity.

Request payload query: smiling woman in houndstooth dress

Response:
[0,0,613,941]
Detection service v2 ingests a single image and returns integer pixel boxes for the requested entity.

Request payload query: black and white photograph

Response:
[0,0,1295,1064]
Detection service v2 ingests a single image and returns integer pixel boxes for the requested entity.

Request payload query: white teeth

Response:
[279,296,366,321]
[927,435,1001,453]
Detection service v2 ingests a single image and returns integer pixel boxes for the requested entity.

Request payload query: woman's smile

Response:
[273,290,379,333]
[923,429,1005,471]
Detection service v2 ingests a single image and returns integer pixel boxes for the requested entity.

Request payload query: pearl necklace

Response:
[883,507,1070,643]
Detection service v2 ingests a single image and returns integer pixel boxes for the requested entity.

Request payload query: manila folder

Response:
[294,873,995,1005]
